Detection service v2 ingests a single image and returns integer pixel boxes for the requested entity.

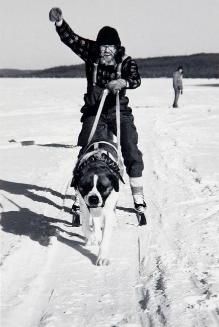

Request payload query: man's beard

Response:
[99,54,116,66]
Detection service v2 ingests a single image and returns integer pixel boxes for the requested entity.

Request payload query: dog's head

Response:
[76,163,119,208]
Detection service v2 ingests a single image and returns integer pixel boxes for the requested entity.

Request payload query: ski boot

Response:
[71,196,80,227]
[134,199,147,226]
[130,177,147,226]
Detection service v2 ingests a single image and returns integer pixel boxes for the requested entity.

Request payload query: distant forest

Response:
[0,53,218,78]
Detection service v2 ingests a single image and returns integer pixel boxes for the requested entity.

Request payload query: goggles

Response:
[100,45,117,54]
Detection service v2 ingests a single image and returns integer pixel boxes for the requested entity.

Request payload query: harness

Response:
[71,141,125,188]
[72,56,128,189]
[88,56,129,158]
[80,141,118,165]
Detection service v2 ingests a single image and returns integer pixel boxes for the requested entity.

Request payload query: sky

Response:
[0,0,219,69]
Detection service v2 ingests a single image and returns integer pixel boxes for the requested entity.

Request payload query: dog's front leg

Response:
[78,192,95,245]
[96,190,118,266]
[89,207,103,246]
[96,212,113,266]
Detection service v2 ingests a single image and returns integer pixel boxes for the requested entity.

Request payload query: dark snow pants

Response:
[77,101,144,178]
[173,87,180,108]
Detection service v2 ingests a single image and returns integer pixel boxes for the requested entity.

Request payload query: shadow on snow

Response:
[0,179,72,212]
[0,179,135,264]
[37,143,76,149]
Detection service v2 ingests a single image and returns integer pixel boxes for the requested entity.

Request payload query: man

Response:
[173,66,183,108]
[49,8,146,216]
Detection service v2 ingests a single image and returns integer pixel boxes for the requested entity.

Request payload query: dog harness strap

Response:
[86,89,122,171]
[74,141,119,172]
[87,89,109,144]
[116,55,128,79]
[87,141,118,157]
[92,61,99,86]
[78,142,118,168]
[77,150,99,167]
[116,63,122,79]
[116,91,122,163]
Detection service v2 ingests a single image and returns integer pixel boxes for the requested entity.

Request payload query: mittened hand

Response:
[107,79,126,94]
[49,7,63,23]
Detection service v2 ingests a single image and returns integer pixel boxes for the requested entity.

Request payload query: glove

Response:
[107,79,126,94]
[49,7,63,23]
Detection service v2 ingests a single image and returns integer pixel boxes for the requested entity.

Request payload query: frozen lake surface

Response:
[0,78,219,326]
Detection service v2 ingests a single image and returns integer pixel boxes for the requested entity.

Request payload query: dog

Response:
[71,141,124,266]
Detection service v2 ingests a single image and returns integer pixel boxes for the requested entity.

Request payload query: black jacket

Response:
[56,20,141,92]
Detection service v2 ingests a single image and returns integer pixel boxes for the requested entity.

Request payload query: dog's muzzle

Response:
[88,194,100,206]
[85,192,103,208]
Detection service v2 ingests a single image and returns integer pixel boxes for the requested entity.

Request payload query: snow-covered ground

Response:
[0,78,219,327]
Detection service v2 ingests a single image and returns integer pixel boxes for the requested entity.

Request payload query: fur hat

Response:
[96,26,121,46]
[177,65,183,71]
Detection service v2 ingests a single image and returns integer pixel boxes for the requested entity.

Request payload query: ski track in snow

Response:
[0,78,219,327]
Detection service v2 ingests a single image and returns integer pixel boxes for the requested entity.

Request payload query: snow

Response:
[0,78,219,327]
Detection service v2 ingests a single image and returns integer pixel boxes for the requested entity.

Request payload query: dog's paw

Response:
[96,257,110,266]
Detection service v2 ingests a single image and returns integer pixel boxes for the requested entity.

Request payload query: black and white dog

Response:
[71,141,124,266]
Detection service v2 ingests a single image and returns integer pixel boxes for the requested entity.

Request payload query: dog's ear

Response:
[109,173,119,192]
[118,173,125,184]
[70,174,78,189]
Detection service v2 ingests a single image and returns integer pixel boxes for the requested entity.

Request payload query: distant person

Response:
[172,66,183,108]
[49,8,147,219]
